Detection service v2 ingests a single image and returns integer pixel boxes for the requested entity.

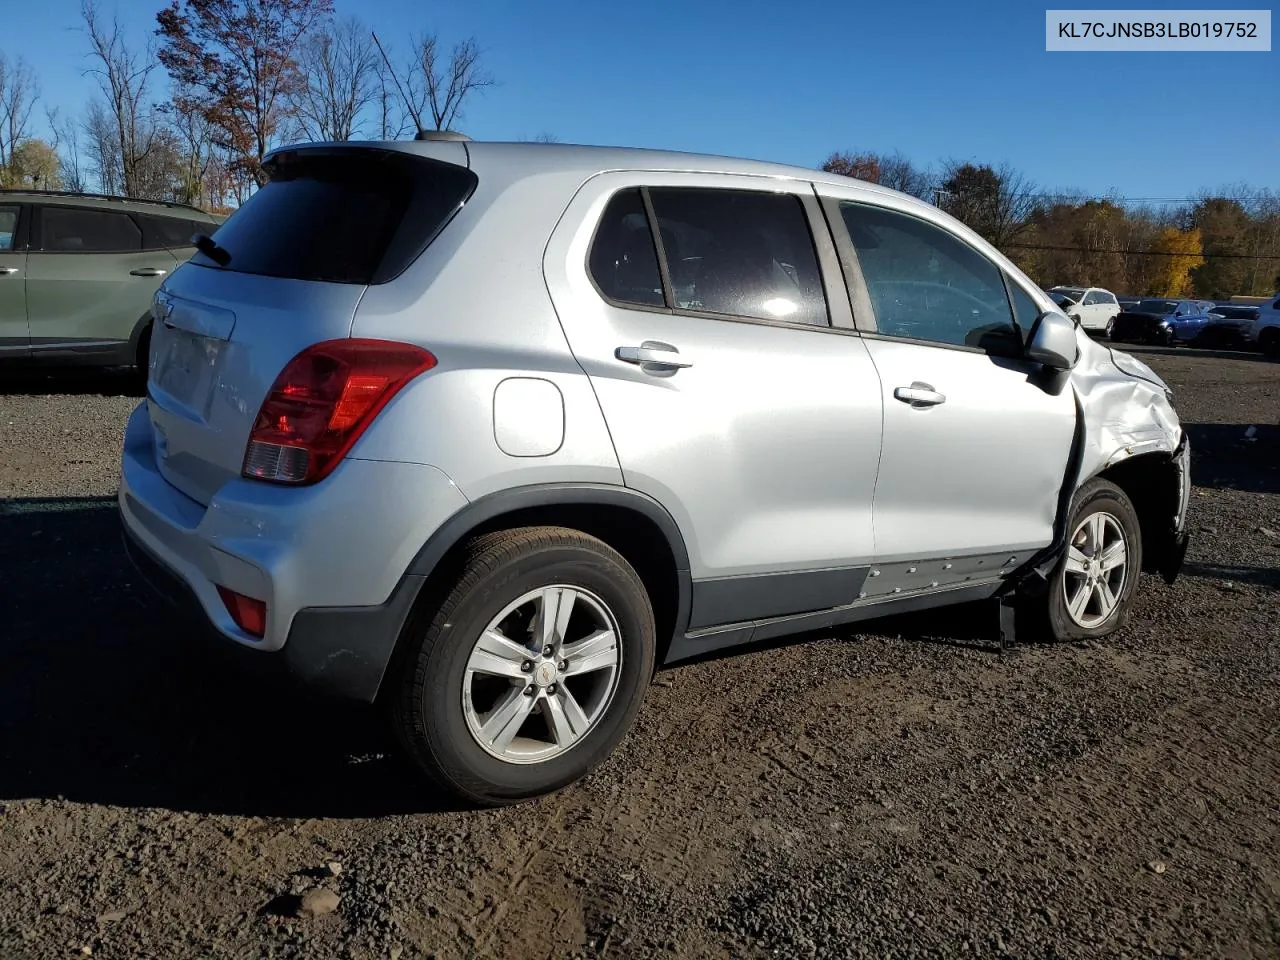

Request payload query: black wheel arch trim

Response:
[404,483,692,578]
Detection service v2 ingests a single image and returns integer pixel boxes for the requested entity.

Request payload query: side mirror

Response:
[1027,312,1079,370]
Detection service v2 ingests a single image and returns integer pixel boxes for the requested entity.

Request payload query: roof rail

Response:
[0,188,208,214]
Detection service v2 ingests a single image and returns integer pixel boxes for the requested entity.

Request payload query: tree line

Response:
[823,151,1280,299]
[0,0,498,212]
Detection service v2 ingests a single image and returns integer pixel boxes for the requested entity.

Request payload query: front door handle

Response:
[616,343,693,369]
[0,267,18,276]
[130,267,168,277]
[894,382,946,408]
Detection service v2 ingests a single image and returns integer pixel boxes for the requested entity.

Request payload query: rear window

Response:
[193,149,477,284]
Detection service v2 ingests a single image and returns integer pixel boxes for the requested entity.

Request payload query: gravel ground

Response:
[1,348,1277,960]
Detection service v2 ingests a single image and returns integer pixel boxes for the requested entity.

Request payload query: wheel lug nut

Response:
[543,646,554,657]
[521,660,533,672]
[559,660,568,671]
[524,685,535,696]
[547,684,557,695]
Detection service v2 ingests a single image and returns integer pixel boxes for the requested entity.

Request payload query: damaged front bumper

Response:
[1156,432,1192,585]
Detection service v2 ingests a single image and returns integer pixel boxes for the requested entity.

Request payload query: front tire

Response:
[389,526,655,806]
[1044,479,1143,642]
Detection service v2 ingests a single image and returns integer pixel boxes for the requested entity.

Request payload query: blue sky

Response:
[6,0,1278,198]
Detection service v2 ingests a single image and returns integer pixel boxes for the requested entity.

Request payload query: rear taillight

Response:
[216,585,267,638]
[243,339,436,485]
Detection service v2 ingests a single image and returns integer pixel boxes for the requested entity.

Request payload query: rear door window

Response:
[39,207,142,253]
[195,148,477,284]
[588,189,664,307]
[646,188,829,326]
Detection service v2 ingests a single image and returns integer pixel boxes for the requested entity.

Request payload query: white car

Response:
[1049,286,1121,336]
[1246,292,1280,357]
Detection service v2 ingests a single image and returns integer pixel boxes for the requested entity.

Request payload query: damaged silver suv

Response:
[119,138,1191,805]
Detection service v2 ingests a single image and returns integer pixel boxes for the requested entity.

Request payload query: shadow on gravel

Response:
[0,365,144,398]
[0,496,449,818]
[1120,343,1277,364]
[1185,422,1280,495]
[1181,561,1280,591]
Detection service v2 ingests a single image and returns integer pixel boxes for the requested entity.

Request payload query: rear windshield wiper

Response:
[192,233,232,267]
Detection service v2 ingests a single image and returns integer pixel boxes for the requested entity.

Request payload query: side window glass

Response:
[40,207,142,253]
[139,214,199,249]
[588,189,664,307]
[839,202,1018,352]
[1082,290,1099,305]
[647,188,829,326]
[1008,279,1042,339]
[0,206,17,251]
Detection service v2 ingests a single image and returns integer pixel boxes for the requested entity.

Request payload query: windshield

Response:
[1050,292,1076,307]
[1135,300,1177,315]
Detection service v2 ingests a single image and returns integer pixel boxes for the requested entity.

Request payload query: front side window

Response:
[0,206,17,251]
[139,214,203,250]
[40,207,142,253]
[839,202,1018,352]
[647,188,828,326]
[1083,290,1101,305]
[1008,280,1044,337]
[587,189,663,307]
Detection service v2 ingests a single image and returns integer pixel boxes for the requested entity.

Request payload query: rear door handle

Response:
[0,267,18,276]
[616,343,693,369]
[894,382,946,407]
[130,267,168,277]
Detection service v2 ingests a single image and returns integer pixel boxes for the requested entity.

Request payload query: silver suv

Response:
[119,138,1191,805]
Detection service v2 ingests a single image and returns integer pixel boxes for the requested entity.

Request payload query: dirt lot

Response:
[1,347,1277,960]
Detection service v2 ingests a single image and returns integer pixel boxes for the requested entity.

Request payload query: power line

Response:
[1003,194,1276,204]
[1002,241,1280,261]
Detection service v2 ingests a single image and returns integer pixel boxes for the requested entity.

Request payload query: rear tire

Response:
[389,526,655,806]
[1040,479,1144,642]
[1261,328,1280,360]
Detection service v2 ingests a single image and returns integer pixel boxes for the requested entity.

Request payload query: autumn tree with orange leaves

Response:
[156,0,333,185]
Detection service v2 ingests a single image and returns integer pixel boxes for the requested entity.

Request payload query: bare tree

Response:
[0,54,39,175]
[938,160,1041,248]
[83,99,122,194]
[406,35,493,132]
[82,0,160,197]
[156,0,335,185]
[46,106,87,192]
[292,18,378,141]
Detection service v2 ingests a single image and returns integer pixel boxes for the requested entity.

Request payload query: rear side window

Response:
[839,202,1019,353]
[588,189,663,307]
[40,207,142,253]
[0,206,17,250]
[195,149,477,284]
[648,188,828,326]
[139,214,204,249]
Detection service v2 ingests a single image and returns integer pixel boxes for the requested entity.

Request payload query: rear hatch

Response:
[146,146,477,505]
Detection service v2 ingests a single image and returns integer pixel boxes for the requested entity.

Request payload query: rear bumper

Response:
[118,402,469,700]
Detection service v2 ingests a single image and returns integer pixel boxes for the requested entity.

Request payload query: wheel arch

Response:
[378,484,693,700]
[1092,449,1184,576]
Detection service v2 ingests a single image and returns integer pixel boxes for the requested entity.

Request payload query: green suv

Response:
[0,190,223,372]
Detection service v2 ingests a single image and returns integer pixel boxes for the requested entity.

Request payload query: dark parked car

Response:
[1110,299,1213,345]
[1201,304,1260,347]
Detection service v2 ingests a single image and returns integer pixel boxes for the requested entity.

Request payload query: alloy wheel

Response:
[462,585,622,764]
[1062,512,1129,628]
